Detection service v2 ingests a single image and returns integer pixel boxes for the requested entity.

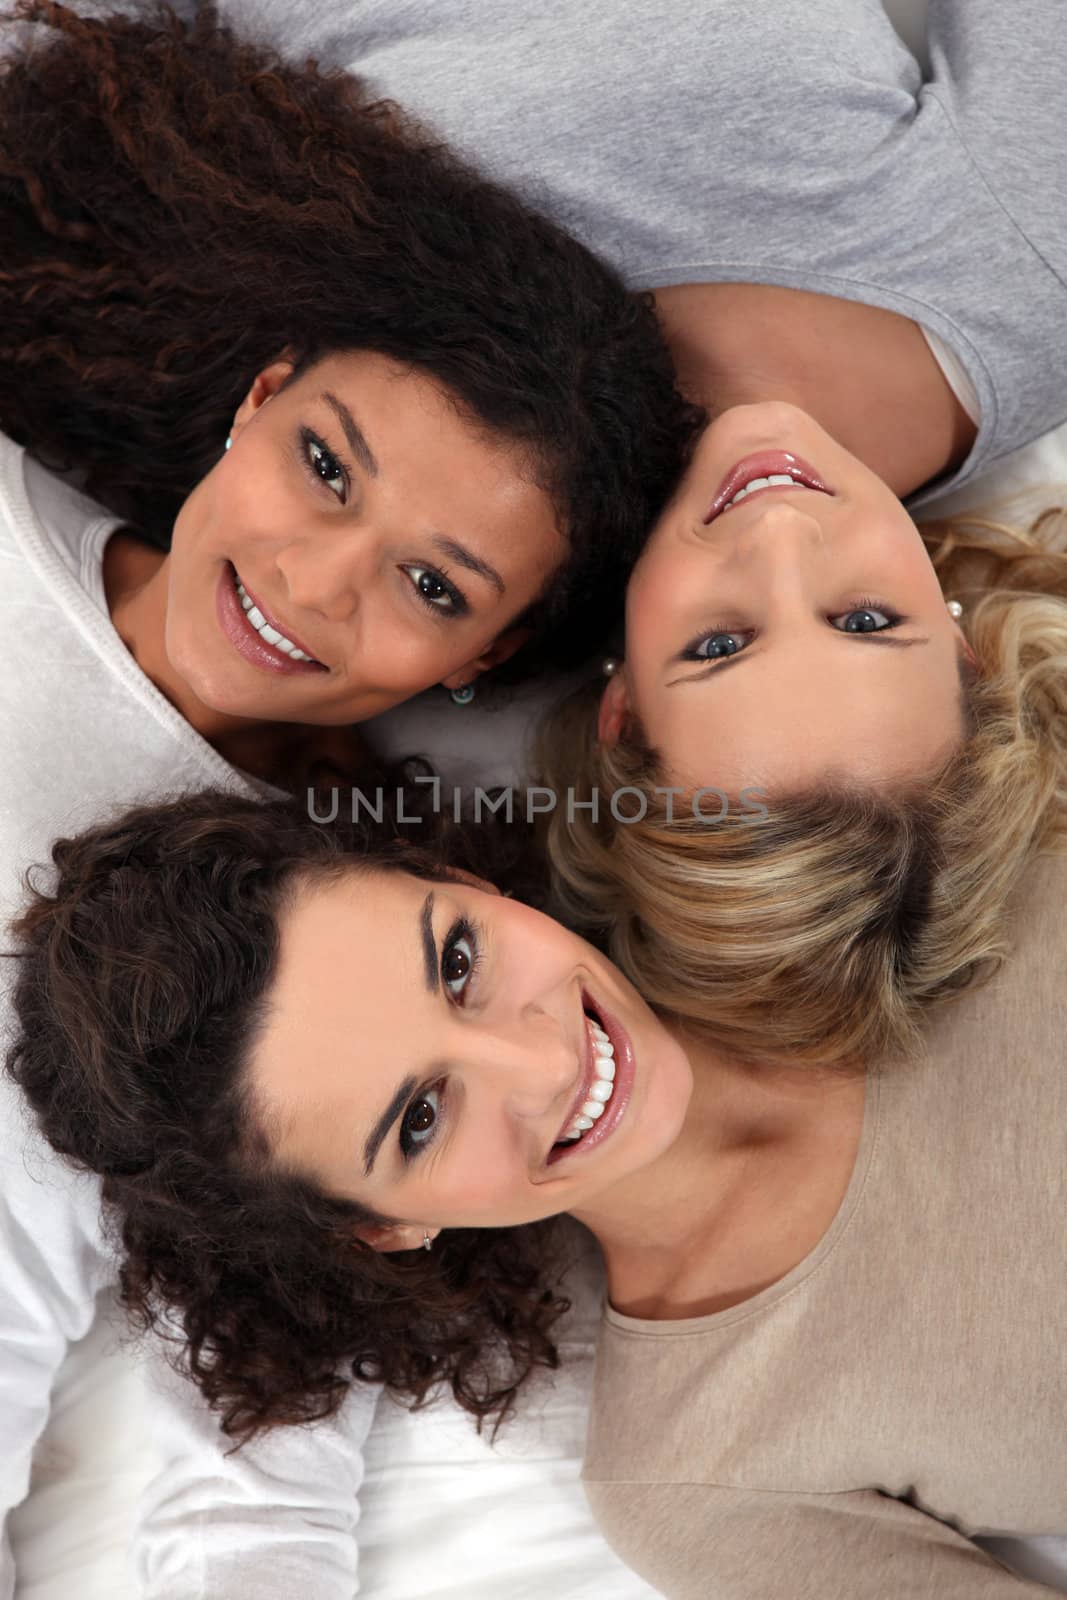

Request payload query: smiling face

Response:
[610,402,974,793]
[163,352,566,725]
[248,869,693,1242]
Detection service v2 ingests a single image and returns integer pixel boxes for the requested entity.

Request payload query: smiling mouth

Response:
[545,996,630,1167]
[704,451,832,525]
[556,1008,616,1146]
[230,566,325,667]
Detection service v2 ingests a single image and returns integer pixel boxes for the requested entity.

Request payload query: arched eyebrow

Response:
[430,535,505,596]
[420,892,439,993]
[321,391,379,477]
[362,1074,417,1177]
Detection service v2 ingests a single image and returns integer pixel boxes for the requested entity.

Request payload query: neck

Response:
[102,530,368,788]
[570,1026,866,1320]
[653,283,976,499]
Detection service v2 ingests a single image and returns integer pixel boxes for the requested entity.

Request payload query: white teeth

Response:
[233,575,314,662]
[724,472,800,512]
[555,1013,620,1149]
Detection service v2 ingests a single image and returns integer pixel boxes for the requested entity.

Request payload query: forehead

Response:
[249,867,430,1174]
[655,637,966,791]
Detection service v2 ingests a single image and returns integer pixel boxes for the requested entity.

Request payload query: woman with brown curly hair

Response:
[6,786,1065,1598]
[0,1,698,1591]
[0,1,698,759]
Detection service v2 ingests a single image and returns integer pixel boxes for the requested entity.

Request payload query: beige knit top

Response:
[584,854,1067,1598]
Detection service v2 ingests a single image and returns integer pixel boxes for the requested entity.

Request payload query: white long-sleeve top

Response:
[0,433,665,1600]
[0,432,378,1598]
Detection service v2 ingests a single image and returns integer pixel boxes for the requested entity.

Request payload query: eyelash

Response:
[681,597,904,663]
[297,428,470,621]
[398,917,484,1163]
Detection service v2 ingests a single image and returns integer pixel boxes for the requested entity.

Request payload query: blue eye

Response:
[832,603,901,633]
[683,628,752,663]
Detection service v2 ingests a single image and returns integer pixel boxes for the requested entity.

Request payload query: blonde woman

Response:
[539,401,1067,1072]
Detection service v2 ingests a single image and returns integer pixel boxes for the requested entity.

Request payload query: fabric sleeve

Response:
[926,0,1067,286]
[585,1481,1058,1600]
[0,1085,114,1600]
[134,1349,379,1600]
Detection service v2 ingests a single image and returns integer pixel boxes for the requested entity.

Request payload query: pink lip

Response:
[544,991,635,1167]
[703,451,831,525]
[215,564,327,677]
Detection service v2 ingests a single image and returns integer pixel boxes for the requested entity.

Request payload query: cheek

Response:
[625,545,697,675]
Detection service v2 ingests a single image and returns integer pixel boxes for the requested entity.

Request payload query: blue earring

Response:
[224,435,233,452]
[450,683,476,706]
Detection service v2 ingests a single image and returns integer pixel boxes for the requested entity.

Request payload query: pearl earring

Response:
[224,435,233,452]
[422,1233,434,1252]
[947,599,963,620]
[450,683,475,706]
[602,656,622,677]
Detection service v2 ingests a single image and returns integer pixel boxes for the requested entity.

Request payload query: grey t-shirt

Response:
[221,0,1067,504]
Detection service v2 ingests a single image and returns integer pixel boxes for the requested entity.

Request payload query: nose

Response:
[698,498,829,616]
[274,527,377,625]
[467,1009,580,1124]
[695,495,826,553]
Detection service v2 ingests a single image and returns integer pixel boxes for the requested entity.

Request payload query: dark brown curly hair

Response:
[4,786,577,1444]
[0,0,704,671]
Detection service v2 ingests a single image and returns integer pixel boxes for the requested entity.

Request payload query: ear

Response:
[439,626,533,691]
[597,670,631,747]
[230,358,296,441]
[353,1221,435,1254]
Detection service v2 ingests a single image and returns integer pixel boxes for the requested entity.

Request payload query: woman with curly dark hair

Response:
[6,786,1066,1599]
[0,2,698,1591]
[0,1,698,759]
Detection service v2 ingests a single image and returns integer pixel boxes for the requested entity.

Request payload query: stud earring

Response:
[224,435,233,452]
[947,599,963,620]
[450,683,476,706]
[602,656,622,677]
[422,1233,434,1252]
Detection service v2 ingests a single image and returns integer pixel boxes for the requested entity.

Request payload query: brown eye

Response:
[441,930,477,999]
[443,942,470,985]
[408,1099,436,1134]
[399,1085,442,1158]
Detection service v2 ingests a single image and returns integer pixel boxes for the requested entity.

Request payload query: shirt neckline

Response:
[603,1067,883,1338]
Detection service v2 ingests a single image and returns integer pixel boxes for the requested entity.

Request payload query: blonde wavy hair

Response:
[538,505,1067,1071]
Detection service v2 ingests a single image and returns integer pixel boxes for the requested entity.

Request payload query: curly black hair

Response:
[0,0,704,671]
[5,785,580,1443]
